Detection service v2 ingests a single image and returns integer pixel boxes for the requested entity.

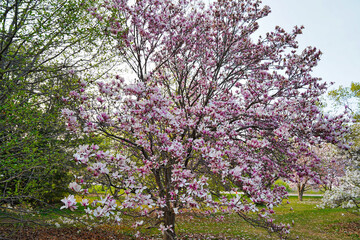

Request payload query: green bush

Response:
[273,179,292,192]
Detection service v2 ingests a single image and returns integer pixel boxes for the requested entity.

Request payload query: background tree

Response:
[290,143,346,201]
[61,0,350,239]
[320,150,359,212]
[320,83,360,212]
[328,82,360,149]
[0,0,121,219]
[328,82,360,120]
[316,144,347,192]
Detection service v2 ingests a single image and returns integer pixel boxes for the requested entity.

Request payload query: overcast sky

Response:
[257,0,360,92]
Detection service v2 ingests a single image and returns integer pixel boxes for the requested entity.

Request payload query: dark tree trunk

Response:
[163,209,176,240]
[297,183,305,201]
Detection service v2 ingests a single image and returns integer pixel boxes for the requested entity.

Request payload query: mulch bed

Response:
[0,226,131,240]
[0,226,248,240]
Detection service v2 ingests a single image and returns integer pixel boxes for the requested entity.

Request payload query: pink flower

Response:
[60,195,77,211]
[81,199,89,206]
[69,182,82,192]
[159,224,173,233]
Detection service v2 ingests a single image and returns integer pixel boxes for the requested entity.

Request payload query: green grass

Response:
[175,196,360,240]
[1,196,359,239]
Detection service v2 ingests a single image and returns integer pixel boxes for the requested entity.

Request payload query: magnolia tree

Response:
[321,168,360,211]
[61,0,349,239]
[322,85,360,212]
[321,154,359,212]
[316,144,347,192]
[290,143,346,201]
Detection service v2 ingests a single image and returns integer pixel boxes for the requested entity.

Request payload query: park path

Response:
[288,193,323,197]
[223,191,323,197]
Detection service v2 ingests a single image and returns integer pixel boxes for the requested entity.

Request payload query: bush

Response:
[273,179,292,192]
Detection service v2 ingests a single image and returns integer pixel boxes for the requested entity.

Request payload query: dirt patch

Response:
[0,226,131,240]
[327,221,360,238]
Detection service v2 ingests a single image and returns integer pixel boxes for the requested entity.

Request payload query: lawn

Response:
[176,196,359,240]
[1,196,359,239]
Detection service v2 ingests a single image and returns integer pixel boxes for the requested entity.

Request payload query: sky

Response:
[257,0,360,92]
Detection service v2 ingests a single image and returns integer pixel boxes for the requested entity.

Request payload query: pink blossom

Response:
[60,195,77,211]
[69,182,82,192]
[81,199,89,206]
[159,224,173,233]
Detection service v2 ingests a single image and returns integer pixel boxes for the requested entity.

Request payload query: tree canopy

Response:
[60,0,350,239]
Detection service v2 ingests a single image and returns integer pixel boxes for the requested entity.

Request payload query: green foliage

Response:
[328,82,360,121]
[1,86,81,206]
[273,179,292,192]
[0,0,122,207]
[328,82,360,151]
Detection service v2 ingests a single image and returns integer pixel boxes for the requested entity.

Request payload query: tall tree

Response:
[0,0,121,211]
[61,0,349,239]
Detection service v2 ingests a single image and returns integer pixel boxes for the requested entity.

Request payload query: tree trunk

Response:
[161,167,176,240]
[298,183,305,201]
[163,209,176,240]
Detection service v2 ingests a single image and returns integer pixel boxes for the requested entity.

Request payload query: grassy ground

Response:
[1,196,359,239]
[175,196,359,240]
